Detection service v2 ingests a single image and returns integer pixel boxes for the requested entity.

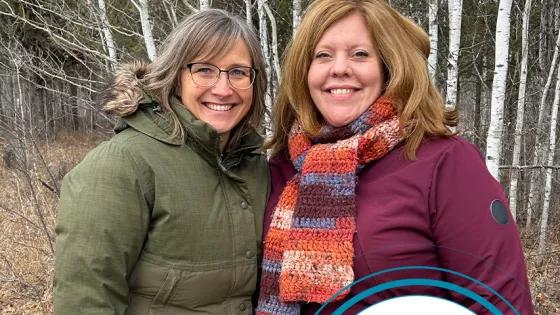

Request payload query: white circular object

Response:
[359,295,477,315]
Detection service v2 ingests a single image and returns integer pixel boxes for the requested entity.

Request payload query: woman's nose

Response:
[210,74,234,96]
[330,56,352,76]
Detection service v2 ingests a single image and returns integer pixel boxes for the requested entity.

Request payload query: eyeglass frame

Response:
[185,62,259,90]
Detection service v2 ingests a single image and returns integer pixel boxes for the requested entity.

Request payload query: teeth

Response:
[205,103,233,111]
[330,89,355,95]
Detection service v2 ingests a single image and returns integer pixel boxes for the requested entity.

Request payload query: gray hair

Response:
[144,9,267,147]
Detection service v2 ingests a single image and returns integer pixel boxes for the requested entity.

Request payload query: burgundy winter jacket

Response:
[263,136,534,314]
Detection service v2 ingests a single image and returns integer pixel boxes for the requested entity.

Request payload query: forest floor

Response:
[0,131,558,314]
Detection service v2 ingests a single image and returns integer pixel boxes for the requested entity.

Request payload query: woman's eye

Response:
[230,68,249,77]
[196,67,213,74]
[315,52,330,59]
[354,51,369,57]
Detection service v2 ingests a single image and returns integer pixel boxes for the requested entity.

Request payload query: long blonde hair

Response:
[266,0,457,159]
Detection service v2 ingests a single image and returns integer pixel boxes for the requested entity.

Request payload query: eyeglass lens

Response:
[190,63,255,89]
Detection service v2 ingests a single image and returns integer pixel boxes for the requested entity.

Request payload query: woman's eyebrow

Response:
[199,61,252,68]
[314,43,374,52]
[227,63,252,68]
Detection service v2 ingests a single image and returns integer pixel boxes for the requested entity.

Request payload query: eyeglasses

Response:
[185,62,258,90]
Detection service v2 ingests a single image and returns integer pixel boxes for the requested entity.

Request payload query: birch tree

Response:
[508,0,533,221]
[428,0,438,82]
[537,55,560,266]
[131,0,157,61]
[98,0,116,69]
[539,0,550,76]
[526,29,560,227]
[445,0,462,110]
[200,0,210,10]
[293,0,302,38]
[181,0,199,12]
[257,0,272,135]
[264,3,280,91]
[163,0,179,27]
[245,0,251,24]
[485,0,514,180]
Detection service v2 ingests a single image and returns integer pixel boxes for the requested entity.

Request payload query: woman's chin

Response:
[324,115,359,128]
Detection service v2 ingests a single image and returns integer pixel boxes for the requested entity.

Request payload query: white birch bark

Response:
[526,29,560,228]
[445,0,462,110]
[481,54,491,139]
[98,0,116,68]
[537,55,560,266]
[163,0,178,27]
[264,3,280,89]
[508,0,533,222]
[485,0,514,181]
[131,0,157,61]
[181,0,199,12]
[293,0,302,38]
[428,0,438,82]
[257,0,272,137]
[539,0,547,75]
[199,0,210,10]
[245,0,252,24]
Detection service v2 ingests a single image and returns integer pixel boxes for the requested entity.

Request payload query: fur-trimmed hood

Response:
[101,60,151,117]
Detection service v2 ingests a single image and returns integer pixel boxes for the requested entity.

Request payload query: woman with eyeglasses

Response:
[53,9,269,315]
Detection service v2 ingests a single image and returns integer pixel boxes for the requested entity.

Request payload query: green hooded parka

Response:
[53,63,270,315]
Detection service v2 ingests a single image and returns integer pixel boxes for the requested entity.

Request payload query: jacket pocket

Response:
[127,259,181,315]
[148,269,182,315]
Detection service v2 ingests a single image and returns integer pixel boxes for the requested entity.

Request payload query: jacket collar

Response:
[116,91,264,167]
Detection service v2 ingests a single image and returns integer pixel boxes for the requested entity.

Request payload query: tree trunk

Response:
[537,49,560,266]
[428,0,438,82]
[132,0,157,61]
[445,0,462,111]
[98,0,116,68]
[163,0,178,28]
[245,0,252,24]
[200,0,210,10]
[526,28,560,228]
[293,0,302,38]
[485,0,514,181]
[509,0,533,222]
[264,3,280,94]
[257,0,272,137]
[540,0,548,75]
[474,57,483,149]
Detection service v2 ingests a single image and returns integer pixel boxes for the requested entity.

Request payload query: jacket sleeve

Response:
[53,141,151,315]
[429,139,534,315]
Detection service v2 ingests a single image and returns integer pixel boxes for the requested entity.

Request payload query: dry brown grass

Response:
[0,132,559,314]
[522,226,560,315]
[0,131,108,315]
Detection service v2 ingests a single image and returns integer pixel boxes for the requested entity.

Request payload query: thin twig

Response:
[0,204,43,232]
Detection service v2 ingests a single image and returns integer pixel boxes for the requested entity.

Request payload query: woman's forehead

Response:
[193,38,251,66]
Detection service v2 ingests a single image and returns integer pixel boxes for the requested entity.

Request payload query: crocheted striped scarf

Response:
[257,96,403,315]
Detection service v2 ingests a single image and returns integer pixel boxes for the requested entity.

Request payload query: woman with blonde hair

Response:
[256,0,533,314]
[54,9,269,314]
